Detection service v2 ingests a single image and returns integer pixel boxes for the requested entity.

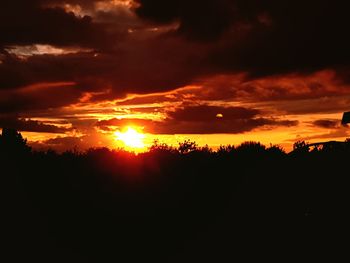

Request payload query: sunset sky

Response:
[1,0,350,152]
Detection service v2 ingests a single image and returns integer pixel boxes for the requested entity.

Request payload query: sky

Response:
[1,0,350,152]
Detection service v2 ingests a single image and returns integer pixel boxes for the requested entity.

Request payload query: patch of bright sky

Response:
[5,45,93,59]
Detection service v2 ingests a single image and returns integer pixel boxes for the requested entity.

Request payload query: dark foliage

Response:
[1,130,349,262]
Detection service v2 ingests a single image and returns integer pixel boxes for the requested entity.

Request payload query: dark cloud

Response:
[1,0,350,94]
[162,105,298,133]
[152,117,297,134]
[0,116,71,133]
[136,0,237,41]
[0,0,349,144]
[117,71,350,117]
[96,105,298,134]
[0,0,110,49]
[294,128,350,142]
[29,130,113,152]
[208,1,350,77]
[29,135,85,152]
[44,136,83,146]
[0,52,103,91]
[313,119,340,129]
[268,96,350,115]
[0,36,208,112]
[136,0,350,77]
[168,105,258,122]
[44,0,102,9]
[2,0,349,106]
[0,82,82,113]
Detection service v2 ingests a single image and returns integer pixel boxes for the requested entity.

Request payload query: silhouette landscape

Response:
[1,0,350,262]
[2,128,349,262]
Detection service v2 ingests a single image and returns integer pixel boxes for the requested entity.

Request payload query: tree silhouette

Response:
[149,139,176,153]
[0,128,31,155]
[266,144,286,156]
[2,130,349,262]
[178,139,198,154]
[217,144,235,155]
[292,140,309,155]
[235,141,266,156]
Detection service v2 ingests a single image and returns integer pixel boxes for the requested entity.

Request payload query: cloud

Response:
[212,3,350,78]
[294,128,350,142]
[0,1,111,49]
[43,136,83,146]
[96,105,298,134]
[0,116,71,133]
[0,0,349,149]
[2,1,350,91]
[29,135,85,152]
[0,82,82,113]
[1,0,350,110]
[135,0,237,41]
[28,129,115,152]
[167,105,258,122]
[117,70,350,117]
[136,0,350,77]
[265,96,350,115]
[312,119,340,129]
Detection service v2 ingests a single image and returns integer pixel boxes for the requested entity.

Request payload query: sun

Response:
[115,127,145,149]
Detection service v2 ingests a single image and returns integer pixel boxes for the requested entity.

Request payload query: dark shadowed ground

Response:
[1,129,348,262]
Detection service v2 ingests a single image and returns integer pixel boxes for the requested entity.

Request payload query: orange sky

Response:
[18,76,350,153]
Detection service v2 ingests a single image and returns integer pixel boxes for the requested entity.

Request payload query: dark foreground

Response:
[1,130,349,262]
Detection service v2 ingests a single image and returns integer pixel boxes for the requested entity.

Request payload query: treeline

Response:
[1,128,349,262]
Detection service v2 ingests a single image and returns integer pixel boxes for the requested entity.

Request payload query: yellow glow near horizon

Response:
[115,127,145,150]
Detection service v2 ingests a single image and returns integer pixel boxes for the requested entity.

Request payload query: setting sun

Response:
[115,127,145,150]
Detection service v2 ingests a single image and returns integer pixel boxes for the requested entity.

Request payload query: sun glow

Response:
[115,127,145,150]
